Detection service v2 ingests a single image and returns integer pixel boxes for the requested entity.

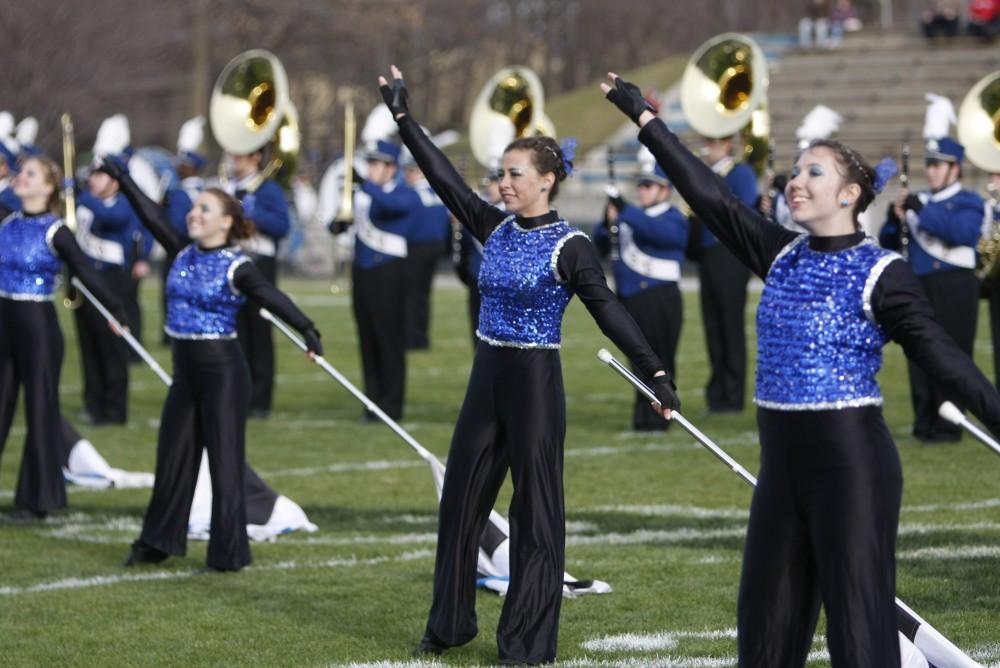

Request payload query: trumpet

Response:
[333,100,356,224]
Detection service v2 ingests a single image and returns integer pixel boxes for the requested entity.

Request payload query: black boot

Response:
[123,541,170,566]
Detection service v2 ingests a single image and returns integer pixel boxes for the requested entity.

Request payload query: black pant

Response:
[908,269,978,441]
[353,261,407,420]
[74,267,131,424]
[467,282,482,349]
[986,277,1000,390]
[405,241,444,350]
[622,283,682,430]
[0,299,67,514]
[699,244,750,412]
[137,339,251,571]
[237,253,276,413]
[739,407,902,667]
[424,345,565,665]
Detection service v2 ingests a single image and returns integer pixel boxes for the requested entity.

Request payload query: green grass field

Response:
[1,277,998,667]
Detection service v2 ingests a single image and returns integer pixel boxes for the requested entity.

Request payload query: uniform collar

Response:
[514,210,560,229]
[644,201,671,216]
[710,156,734,175]
[808,230,866,252]
[929,181,961,202]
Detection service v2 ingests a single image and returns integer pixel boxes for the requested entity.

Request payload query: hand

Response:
[650,372,680,419]
[100,155,128,181]
[378,65,410,120]
[902,193,923,214]
[132,260,151,280]
[600,73,655,125]
[303,327,323,358]
[108,320,130,337]
[604,184,626,211]
[758,192,773,216]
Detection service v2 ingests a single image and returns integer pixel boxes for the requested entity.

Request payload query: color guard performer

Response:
[880,135,986,442]
[106,160,322,571]
[402,154,451,350]
[594,163,689,431]
[380,66,679,665]
[225,148,292,419]
[349,139,421,421]
[603,72,1000,668]
[0,156,125,519]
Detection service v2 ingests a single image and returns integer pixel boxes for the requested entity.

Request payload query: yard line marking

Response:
[0,549,433,596]
[898,544,1000,560]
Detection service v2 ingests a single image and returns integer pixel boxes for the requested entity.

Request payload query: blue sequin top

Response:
[165,244,249,339]
[755,236,899,410]
[0,212,65,301]
[476,216,587,348]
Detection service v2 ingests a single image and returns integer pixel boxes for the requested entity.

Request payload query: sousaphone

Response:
[957,70,1000,278]
[469,66,555,168]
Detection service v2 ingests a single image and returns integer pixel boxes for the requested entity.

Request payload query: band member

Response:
[603,73,1000,668]
[0,156,124,519]
[401,155,450,350]
[594,163,689,430]
[380,66,679,665]
[74,159,146,424]
[880,137,986,442]
[0,142,20,214]
[107,160,322,571]
[224,149,291,418]
[348,139,421,421]
[690,132,758,413]
[986,173,1000,388]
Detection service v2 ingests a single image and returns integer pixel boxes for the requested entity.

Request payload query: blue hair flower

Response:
[872,157,898,195]
[560,137,577,177]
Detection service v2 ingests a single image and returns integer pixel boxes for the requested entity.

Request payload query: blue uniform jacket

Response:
[594,201,689,298]
[353,179,421,270]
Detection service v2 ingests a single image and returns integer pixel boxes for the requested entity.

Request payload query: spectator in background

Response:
[799,0,831,49]
[921,1,961,42]
[829,0,862,48]
[968,0,1000,42]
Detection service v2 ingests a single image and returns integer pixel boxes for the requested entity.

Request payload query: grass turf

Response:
[0,277,998,667]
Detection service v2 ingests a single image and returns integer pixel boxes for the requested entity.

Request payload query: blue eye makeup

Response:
[809,165,824,177]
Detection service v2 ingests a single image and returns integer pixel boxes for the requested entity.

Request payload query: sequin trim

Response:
[475,329,561,349]
[485,214,516,244]
[163,326,238,340]
[45,220,66,254]
[550,230,588,283]
[0,290,54,302]
[765,234,807,278]
[227,255,252,295]
[862,254,903,324]
[755,396,884,411]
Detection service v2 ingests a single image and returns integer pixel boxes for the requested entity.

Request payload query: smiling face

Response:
[12,158,56,206]
[497,148,554,217]
[186,191,233,247]
[785,146,859,235]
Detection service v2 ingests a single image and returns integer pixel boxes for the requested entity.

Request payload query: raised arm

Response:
[380,66,506,243]
[101,158,186,258]
[601,74,796,278]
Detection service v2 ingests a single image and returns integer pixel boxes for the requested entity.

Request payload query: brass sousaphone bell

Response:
[209,49,300,191]
[957,70,1000,278]
[469,66,555,168]
[680,33,770,175]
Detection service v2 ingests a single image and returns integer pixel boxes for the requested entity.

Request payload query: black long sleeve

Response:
[557,236,663,379]
[232,261,313,334]
[637,118,796,278]
[51,226,126,321]
[114,169,186,259]
[873,260,1000,435]
[397,115,506,244]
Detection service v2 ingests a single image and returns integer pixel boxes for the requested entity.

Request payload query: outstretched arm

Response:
[379,65,506,243]
[101,158,186,258]
[233,261,323,357]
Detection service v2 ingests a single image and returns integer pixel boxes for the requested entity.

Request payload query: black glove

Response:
[902,194,923,213]
[99,155,128,181]
[351,167,364,185]
[604,76,655,124]
[379,75,410,119]
[607,193,626,211]
[651,373,681,412]
[303,327,323,357]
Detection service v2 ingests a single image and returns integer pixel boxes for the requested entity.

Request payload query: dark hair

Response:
[504,136,570,200]
[204,187,256,243]
[805,139,876,229]
[23,156,64,216]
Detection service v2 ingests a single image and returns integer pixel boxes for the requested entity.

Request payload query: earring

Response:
[840,199,851,207]
[540,186,548,192]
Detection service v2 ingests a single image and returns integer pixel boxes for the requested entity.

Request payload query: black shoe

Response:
[123,541,170,566]
[413,635,448,657]
[6,509,47,523]
[915,431,961,444]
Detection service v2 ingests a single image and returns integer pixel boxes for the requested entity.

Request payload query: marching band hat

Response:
[177,150,206,170]
[924,137,964,165]
[637,163,669,187]
[365,139,401,165]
